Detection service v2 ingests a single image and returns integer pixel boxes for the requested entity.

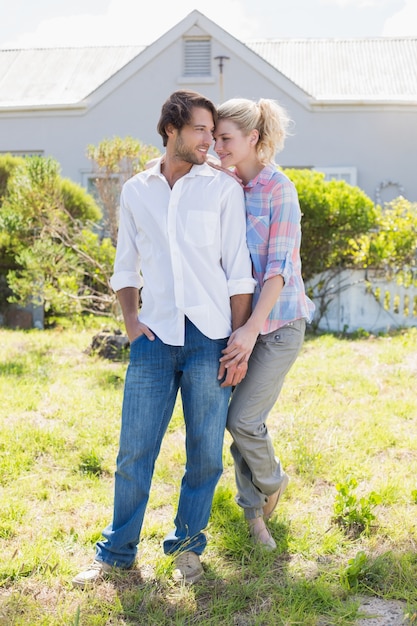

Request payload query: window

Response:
[82,173,100,198]
[314,166,357,186]
[0,150,44,157]
[183,38,212,77]
[81,170,120,240]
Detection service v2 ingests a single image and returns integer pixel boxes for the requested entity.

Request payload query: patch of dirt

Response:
[354,596,411,625]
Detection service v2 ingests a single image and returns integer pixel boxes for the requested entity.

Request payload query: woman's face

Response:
[213,119,253,169]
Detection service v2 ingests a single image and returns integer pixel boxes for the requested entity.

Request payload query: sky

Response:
[0,0,416,49]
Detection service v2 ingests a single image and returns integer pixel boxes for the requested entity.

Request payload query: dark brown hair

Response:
[157,90,217,147]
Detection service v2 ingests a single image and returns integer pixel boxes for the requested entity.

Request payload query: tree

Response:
[86,136,160,245]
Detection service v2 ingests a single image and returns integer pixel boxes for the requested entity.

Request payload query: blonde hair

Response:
[217,98,291,166]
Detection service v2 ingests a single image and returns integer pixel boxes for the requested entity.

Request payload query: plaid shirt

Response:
[243,164,315,334]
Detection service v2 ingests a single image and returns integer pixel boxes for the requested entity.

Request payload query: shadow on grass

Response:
[65,510,417,626]
[69,544,417,625]
[76,487,294,625]
[67,491,417,625]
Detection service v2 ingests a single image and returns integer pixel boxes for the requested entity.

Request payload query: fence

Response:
[307,269,417,333]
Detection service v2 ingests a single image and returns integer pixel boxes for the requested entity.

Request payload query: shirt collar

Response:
[187,162,217,177]
[243,163,276,190]
[148,158,215,179]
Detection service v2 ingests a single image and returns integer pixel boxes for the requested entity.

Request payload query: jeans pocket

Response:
[129,333,148,362]
[129,332,145,348]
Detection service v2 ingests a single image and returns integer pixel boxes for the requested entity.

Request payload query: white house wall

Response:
[284,107,416,203]
[0,31,416,203]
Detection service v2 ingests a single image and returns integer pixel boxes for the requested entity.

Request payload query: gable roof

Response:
[0,10,309,112]
[0,9,416,110]
[0,46,143,107]
[246,37,417,102]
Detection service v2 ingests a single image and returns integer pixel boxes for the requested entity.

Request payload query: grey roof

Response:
[246,37,417,101]
[0,35,416,108]
[0,46,143,107]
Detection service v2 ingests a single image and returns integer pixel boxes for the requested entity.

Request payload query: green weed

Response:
[78,450,104,476]
[333,477,381,537]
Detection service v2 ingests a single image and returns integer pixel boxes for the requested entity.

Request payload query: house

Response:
[1,9,417,333]
[0,9,416,204]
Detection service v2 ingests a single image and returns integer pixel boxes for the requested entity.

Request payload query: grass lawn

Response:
[0,323,416,625]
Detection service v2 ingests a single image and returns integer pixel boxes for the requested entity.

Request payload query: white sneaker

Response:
[72,560,114,588]
[172,551,204,584]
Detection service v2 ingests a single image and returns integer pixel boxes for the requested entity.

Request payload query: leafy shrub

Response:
[60,177,102,224]
[285,169,417,330]
[7,229,115,318]
[0,153,26,203]
[0,155,115,321]
[284,169,378,282]
[351,196,417,279]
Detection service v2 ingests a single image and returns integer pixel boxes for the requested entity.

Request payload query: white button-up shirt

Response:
[110,159,256,345]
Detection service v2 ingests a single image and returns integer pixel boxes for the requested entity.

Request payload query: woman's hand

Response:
[218,323,259,383]
[207,157,243,186]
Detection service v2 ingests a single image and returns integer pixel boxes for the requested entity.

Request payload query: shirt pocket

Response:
[184,210,218,247]
[246,213,269,244]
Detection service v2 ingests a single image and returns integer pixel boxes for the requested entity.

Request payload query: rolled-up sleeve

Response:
[110,189,143,293]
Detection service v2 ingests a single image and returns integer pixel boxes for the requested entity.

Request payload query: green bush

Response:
[284,169,378,281]
[0,153,25,203]
[60,177,102,224]
[2,151,415,325]
[283,170,417,330]
[0,155,115,321]
[352,196,417,278]
[1,156,63,256]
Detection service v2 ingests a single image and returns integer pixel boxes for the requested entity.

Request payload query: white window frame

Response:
[313,166,357,186]
[0,150,44,157]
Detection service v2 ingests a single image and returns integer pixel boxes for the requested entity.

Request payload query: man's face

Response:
[172,107,214,165]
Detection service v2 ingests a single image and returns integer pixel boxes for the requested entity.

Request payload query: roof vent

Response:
[183,38,211,77]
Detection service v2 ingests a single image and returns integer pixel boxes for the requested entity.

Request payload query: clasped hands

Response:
[126,319,257,389]
[217,324,258,388]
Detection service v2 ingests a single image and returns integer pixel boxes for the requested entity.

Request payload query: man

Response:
[72,90,255,587]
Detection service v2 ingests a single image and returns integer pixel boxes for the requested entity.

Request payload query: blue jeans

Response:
[95,318,231,567]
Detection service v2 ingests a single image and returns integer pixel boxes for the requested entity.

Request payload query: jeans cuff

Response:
[244,507,264,520]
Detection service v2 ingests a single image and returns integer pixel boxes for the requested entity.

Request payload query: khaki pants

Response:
[226,318,306,519]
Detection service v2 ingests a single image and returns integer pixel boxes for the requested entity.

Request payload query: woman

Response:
[213,98,315,550]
